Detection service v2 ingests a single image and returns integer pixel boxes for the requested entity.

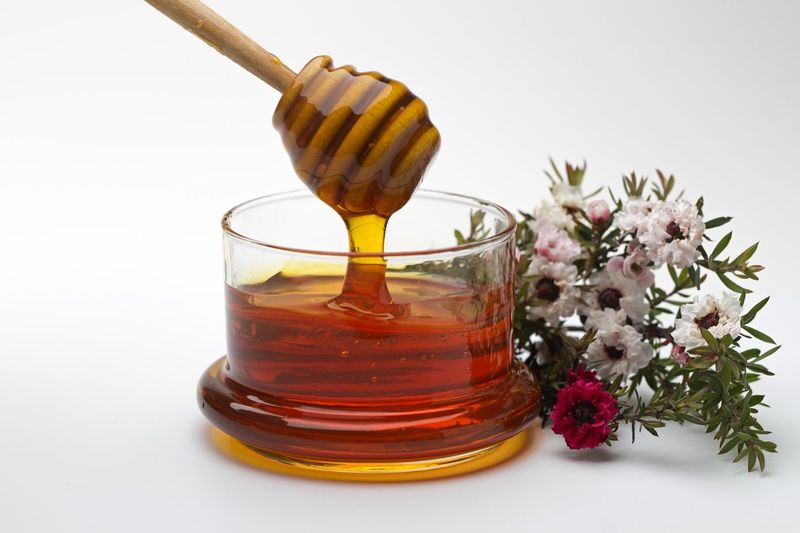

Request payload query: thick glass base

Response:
[199,356,540,473]
[209,427,533,482]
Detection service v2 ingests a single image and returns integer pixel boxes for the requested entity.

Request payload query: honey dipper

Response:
[144,0,441,228]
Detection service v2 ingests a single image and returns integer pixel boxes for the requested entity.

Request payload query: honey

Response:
[272,56,441,313]
[200,272,538,463]
[198,59,542,471]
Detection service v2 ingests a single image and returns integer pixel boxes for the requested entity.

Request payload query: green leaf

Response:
[719,438,739,455]
[753,345,781,362]
[668,265,679,285]
[705,216,733,229]
[701,329,719,352]
[691,266,701,289]
[748,450,757,472]
[717,272,751,294]
[711,232,733,259]
[733,447,749,463]
[742,325,776,345]
[731,243,759,266]
[741,297,769,324]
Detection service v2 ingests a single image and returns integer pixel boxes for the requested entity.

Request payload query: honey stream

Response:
[273,56,440,314]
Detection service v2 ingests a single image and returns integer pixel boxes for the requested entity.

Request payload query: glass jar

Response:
[199,190,540,475]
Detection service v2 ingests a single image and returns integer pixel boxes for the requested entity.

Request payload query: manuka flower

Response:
[672,293,743,350]
[551,182,585,212]
[612,199,655,234]
[534,223,582,263]
[581,265,649,323]
[531,201,575,232]
[552,379,618,449]
[585,320,654,378]
[567,365,600,384]
[638,199,705,268]
[606,240,655,289]
[526,257,580,325]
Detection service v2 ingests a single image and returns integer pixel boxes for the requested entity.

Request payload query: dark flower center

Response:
[666,220,685,241]
[604,345,625,360]
[535,278,561,302]
[598,288,622,310]
[572,401,597,425]
[696,311,720,330]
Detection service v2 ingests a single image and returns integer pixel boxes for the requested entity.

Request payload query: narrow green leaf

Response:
[705,216,733,229]
[668,265,679,285]
[747,450,757,471]
[701,328,719,352]
[731,242,759,266]
[712,232,733,259]
[717,272,751,294]
[741,297,769,324]
[733,447,749,463]
[719,438,739,455]
[742,325,776,345]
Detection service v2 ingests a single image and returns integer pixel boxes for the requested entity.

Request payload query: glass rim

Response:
[221,189,517,259]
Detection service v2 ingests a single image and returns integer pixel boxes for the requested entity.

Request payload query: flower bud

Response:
[587,199,611,224]
[671,344,690,365]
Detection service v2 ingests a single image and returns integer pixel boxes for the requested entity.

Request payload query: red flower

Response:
[551,379,618,450]
[567,365,599,384]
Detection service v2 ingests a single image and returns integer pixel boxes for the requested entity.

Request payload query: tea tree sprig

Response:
[458,161,778,471]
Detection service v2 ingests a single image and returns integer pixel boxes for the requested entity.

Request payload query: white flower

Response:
[637,199,705,268]
[534,223,581,263]
[672,293,743,350]
[584,308,627,331]
[551,182,585,211]
[581,266,649,323]
[613,199,655,234]
[586,323,654,378]
[526,257,580,325]
[531,201,574,232]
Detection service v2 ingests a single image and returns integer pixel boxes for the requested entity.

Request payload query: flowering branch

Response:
[462,160,779,472]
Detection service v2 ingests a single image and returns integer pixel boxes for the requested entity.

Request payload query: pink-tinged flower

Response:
[607,240,655,289]
[587,199,611,225]
[671,344,690,365]
[552,379,618,450]
[534,224,582,263]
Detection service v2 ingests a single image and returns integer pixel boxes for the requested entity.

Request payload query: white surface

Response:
[1,1,798,531]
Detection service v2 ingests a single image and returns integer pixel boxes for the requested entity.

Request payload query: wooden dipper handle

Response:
[144,0,296,92]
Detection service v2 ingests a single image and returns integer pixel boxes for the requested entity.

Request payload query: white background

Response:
[1,1,798,531]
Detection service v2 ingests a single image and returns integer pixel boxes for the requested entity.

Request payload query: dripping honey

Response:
[272,55,440,309]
